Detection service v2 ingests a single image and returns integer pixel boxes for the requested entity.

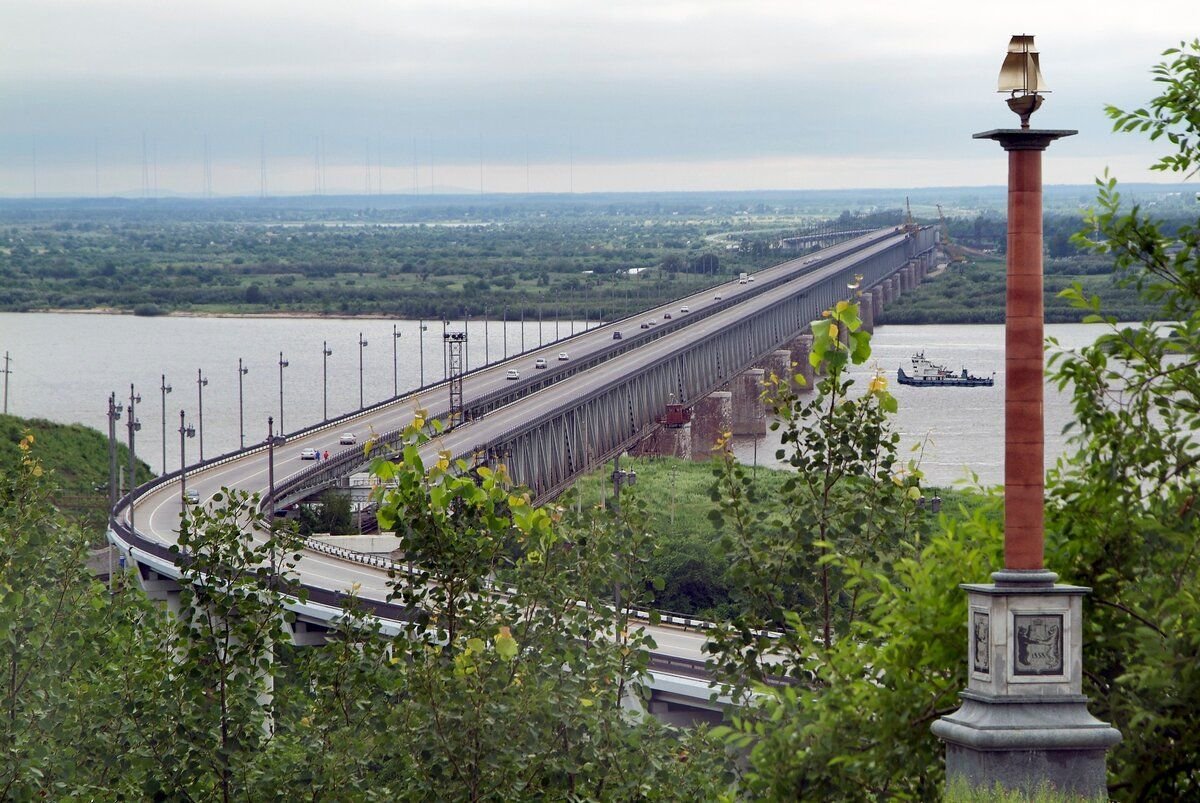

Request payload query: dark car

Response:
[612,331,622,339]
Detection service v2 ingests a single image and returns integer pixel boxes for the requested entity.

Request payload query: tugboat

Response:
[898,352,994,387]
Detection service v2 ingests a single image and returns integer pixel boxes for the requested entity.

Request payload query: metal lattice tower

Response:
[445,331,467,425]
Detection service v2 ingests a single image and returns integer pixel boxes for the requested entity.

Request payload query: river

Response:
[0,312,1107,485]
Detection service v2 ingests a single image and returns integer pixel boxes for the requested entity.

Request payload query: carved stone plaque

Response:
[1013,613,1064,676]
[972,610,990,675]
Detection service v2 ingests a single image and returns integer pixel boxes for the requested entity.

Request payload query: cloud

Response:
[1,0,1192,194]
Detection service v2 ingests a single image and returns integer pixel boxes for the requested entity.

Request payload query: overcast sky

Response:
[1,0,1195,197]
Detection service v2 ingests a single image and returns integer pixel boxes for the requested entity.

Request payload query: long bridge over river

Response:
[110,224,938,724]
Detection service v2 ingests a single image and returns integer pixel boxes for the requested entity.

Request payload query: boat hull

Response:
[897,366,994,387]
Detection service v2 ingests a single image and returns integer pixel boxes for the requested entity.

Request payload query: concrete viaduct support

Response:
[642,423,693,460]
[731,368,766,436]
[789,334,815,393]
[759,349,792,388]
[859,291,875,333]
[691,391,731,460]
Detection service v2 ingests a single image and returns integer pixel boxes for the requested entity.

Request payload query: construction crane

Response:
[904,196,919,233]
[936,204,968,265]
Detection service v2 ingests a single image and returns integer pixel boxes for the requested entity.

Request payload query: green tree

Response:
[706,298,925,684]
[1044,39,1200,800]
[362,416,728,799]
[124,487,306,800]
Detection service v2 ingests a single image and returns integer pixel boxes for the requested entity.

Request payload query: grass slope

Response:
[0,414,154,537]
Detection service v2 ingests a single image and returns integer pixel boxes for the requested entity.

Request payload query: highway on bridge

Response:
[117,226,914,671]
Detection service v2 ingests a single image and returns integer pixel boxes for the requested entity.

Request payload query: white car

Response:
[680,306,690,313]
[506,369,520,380]
[300,448,319,460]
[557,352,570,361]
[339,432,357,445]
[534,358,548,369]
[183,488,200,504]
[647,319,657,327]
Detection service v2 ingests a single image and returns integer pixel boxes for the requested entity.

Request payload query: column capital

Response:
[973,129,1077,151]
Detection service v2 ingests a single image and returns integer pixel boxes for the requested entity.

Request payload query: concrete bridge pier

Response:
[872,286,884,321]
[789,335,815,393]
[884,276,897,303]
[643,422,693,460]
[858,291,875,333]
[691,391,732,460]
[759,349,793,392]
[731,368,767,436]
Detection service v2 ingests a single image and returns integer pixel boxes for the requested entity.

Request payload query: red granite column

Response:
[975,128,1075,570]
[1006,146,1045,570]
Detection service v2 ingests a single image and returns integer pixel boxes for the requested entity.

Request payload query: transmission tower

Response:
[445,330,467,425]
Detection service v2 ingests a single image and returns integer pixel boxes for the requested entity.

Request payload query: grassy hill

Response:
[0,414,154,538]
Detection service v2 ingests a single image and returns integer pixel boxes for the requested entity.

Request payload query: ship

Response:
[897,352,994,387]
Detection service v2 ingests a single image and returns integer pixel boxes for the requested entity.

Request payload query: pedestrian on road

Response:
[324,450,330,462]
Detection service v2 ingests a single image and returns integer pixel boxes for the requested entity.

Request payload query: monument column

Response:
[932,35,1119,798]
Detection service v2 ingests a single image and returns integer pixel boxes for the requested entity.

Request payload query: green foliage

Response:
[878,254,1165,325]
[296,487,354,535]
[1044,39,1200,801]
[707,299,922,682]
[343,417,732,798]
[0,414,153,535]
[703,300,1007,798]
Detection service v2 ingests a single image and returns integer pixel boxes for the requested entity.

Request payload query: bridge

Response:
[109,224,938,724]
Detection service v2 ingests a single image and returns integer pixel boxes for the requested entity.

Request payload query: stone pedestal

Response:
[691,391,732,460]
[731,368,766,436]
[932,570,1120,797]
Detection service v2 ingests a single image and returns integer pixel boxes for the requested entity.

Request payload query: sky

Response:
[1,0,1195,197]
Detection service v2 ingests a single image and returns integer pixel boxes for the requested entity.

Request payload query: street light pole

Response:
[160,374,172,472]
[196,369,208,461]
[392,325,401,397]
[419,320,427,386]
[266,416,285,578]
[126,384,142,531]
[358,332,369,409]
[278,352,289,434]
[610,453,637,613]
[106,392,123,512]
[238,358,249,449]
[502,307,508,359]
[1,351,11,414]
[322,341,333,420]
[178,409,195,505]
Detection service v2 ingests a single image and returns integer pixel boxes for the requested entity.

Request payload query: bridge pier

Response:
[872,286,884,321]
[759,349,792,390]
[691,391,732,459]
[731,368,766,436]
[641,422,693,460]
[788,335,815,393]
[883,277,896,304]
[859,291,875,334]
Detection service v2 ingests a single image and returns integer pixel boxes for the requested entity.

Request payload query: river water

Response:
[0,312,1105,485]
[730,323,1101,487]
